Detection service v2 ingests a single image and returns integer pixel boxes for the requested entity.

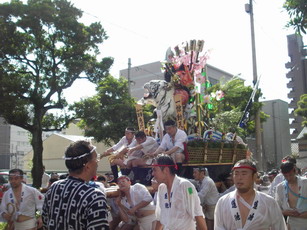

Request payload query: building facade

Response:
[261,100,291,169]
[120,61,234,100]
[285,34,307,139]
[0,117,32,169]
[23,123,111,174]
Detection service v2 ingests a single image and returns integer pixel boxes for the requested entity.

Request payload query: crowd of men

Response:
[0,120,306,230]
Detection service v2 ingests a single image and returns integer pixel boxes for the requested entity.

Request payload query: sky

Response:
[2,0,306,104]
[63,0,306,104]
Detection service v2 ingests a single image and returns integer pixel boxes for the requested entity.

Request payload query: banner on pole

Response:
[135,104,145,131]
[238,78,260,128]
[174,94,184,130]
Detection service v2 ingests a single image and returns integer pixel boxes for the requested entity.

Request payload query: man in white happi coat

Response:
[115,175,156,230]
[192,167,219,230]
[0,169,44,230]
[126,131,159,182]
[102,127,136,181]
[214,159,286,230]
[268,155,297,198]
[152,154,207,230]
[41,165,50,189]
[151,120,187,176]
[276,161,307,230]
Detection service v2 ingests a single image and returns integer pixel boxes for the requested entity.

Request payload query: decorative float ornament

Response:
[174,89,189,105]
[172,73,181,85]
[159,39,211,136]
[162,39,209,88]
[177,68,194,87]
[203,94,211,104]
[205,80,211,89]
[216,90,225,101]
[195,70,206,84]
[210,92,216,99]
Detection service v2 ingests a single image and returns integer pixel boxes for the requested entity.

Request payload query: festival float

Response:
[136,40,250,181]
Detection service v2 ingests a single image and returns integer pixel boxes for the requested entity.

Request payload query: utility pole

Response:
[245,0,263,170]
[128,58,132,95]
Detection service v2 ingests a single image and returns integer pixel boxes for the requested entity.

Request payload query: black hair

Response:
[280,161,295,174]
[9,168,24,177]
[135,131,146,139]
[97,175,107,182]
[49,178,58,184]
[153,154,176,175]
[59,173,69,180]
[65,140,94,174]
[164,120,176,127]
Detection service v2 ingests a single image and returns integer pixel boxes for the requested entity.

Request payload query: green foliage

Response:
[72,76,153,146]
[284,0,307,34]
[295,94,307,126]
[0,0,112,130]
[204,77,268,137]
[187,139,205,147]
[0,0,112,187]
[0,222,6,230]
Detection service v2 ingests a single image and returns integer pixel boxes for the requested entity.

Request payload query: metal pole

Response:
[128,58,131,95]
[246,0,263,170]
[272,102,278,167]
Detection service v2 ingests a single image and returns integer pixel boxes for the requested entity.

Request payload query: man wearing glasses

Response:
[42,140,109,230]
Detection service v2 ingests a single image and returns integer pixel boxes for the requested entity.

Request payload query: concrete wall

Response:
[0,118,11,169]
[262,99,291,169]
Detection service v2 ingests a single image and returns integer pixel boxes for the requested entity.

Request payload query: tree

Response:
[0,0,113,188]
[72,75,153,146]
[284,0,307,34]
[295,94,307,126]
[204,77,268,137]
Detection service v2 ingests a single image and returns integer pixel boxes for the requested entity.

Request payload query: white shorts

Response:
[14,218,36,230]
[138,213,156,230]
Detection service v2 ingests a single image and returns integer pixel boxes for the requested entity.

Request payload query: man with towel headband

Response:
[42,140,109,229]
[0,168,44,230]
[102,127,136,181]
[214,159,286,230]
[152,154,207,230]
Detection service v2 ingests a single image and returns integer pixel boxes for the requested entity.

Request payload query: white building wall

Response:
[9,126,32,169]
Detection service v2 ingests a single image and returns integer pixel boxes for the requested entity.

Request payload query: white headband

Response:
[63,146,96,160]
